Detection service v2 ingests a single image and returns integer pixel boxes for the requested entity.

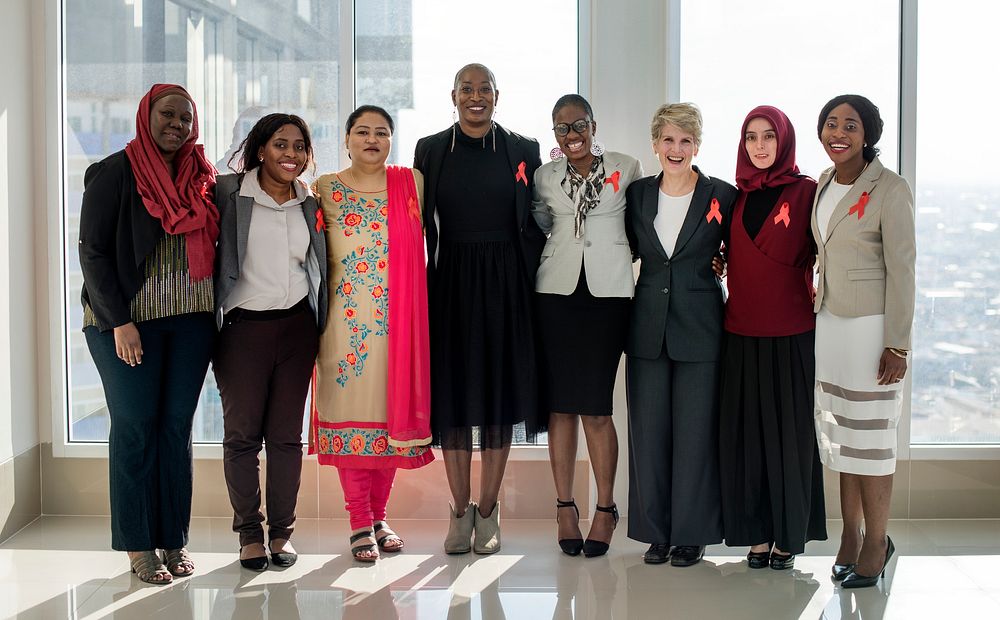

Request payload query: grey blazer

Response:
[531,152,643,297]
[213,172,329,332]
[811,157,915,349]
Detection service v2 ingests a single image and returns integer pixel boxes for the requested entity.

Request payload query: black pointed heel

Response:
[556,499,584,556]
[582,504,619,558]
[842,535,895,589]
[832,562,856,580]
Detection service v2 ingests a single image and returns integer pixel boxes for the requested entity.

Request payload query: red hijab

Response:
[735,105,801,192]
[125,84,219,281]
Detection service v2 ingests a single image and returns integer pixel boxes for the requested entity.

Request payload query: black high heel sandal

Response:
[841,536,895,588]
[582,504,619,558]
[556,499,584,556]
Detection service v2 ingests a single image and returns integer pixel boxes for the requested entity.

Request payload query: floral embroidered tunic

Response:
[310,172,433,469]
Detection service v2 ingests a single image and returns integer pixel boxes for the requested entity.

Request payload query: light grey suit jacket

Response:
[811,157,915,349]
[213,172,329,332]
[531,151,643,297]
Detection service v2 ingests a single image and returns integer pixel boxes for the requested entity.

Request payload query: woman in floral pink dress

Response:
[310,105,433,561]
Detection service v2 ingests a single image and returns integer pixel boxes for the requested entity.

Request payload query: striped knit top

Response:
[82,233,213,328]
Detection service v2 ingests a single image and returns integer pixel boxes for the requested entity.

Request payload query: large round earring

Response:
[549,147,565,161]
[590,140,605,157]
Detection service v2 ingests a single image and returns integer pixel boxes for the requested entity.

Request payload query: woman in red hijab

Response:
[79,83,219,585]
[717,106,826,570]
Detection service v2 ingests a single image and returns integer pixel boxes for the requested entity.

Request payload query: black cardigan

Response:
[78,150,165,331]
[412,124,544,291]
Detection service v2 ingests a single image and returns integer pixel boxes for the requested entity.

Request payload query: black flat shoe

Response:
[239,547,268,572]
[842,536,895,589]
[769,551,795,570]
[270,549,298,567]
[832,563,856,581]
[556,499,583,556]
[670,545,705,567]
[747,548,770,569]
[583,504,619,558]
[643,543,671,564]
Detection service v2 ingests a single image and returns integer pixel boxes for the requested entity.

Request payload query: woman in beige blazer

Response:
[531,94,642,557]
[811,94,915,588]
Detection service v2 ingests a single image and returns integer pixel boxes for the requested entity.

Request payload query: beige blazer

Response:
[811,157,915,349]
[531,151,643,297]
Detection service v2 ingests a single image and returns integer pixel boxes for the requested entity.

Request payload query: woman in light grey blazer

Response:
[532,94,642,557]
[812,95,915,588]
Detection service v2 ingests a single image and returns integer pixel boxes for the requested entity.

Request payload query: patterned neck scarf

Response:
[561,155,605,238]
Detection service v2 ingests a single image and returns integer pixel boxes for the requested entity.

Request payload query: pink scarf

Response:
[385,166,432,447]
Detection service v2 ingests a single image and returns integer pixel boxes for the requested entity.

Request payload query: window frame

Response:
[49,0,587,458]
[50,0,993,460]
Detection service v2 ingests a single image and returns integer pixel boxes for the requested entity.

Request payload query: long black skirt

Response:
[718,330,827,555]
[429,235,543,450]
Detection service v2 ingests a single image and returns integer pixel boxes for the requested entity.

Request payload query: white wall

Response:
[0,0,41,463]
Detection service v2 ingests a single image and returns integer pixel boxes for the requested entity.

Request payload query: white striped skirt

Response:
[814,308,902,476]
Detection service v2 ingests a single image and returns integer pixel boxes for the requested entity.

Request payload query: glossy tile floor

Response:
[3,517,1000,619]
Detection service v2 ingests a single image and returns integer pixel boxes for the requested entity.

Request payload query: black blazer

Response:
[413,124,544,289]
[212,173,329,333]
[78,150,165,331]
[625,168,737,362]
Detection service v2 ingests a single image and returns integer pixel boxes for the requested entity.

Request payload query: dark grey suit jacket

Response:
[213,172,329,332]
[625,168,737,361]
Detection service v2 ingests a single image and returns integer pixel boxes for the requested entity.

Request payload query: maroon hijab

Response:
[124,83,219,281]
[735,105,801,192]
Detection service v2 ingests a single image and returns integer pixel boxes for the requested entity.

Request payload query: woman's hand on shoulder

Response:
[113,322,143,367]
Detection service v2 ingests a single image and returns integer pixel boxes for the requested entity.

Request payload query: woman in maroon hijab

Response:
[717,106,826,570]
[79,83,219,584]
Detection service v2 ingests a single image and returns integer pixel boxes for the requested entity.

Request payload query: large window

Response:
[64,0,342,442]
[62,0,577,444]
[678,0,899,182]
[910,1,1000,443]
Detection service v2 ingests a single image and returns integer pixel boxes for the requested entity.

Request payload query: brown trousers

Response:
[213,301,319,546]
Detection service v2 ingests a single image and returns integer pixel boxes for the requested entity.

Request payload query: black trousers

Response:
[213,302,318,546]
[626,350,723,546]
[85,312,215,551]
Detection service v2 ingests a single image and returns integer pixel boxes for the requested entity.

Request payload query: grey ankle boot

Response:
[444,501,476,554]
[473,502,501,554]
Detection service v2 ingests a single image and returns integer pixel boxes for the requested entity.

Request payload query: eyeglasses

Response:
[552,119,592,137]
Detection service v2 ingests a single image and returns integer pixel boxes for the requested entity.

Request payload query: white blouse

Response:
[653,188,694,257]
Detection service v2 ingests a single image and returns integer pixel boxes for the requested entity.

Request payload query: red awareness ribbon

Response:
[706,198,722,224]
[848,192,869,219]
[773,202,790,228]
[515,161,528,186]
[604,170,621,192]
[315,208,326,232]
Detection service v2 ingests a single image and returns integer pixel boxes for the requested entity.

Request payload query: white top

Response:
[816,179,852,242]
[653,189,693,257]
[225,171,311,312]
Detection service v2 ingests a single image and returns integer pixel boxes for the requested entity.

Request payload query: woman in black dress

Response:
[413,63,544,555]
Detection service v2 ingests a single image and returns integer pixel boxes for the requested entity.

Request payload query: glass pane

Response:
[910,2,1000,443]
[63,0,342,443]
[354,0,578,444]
[355,0,579,166]
[679,0,899,182]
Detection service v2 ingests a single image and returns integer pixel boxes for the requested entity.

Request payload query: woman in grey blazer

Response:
[212,114,328,571]
[532,94,642,557]
[812,95,915,588]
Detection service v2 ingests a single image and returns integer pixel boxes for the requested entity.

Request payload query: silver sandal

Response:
[130,551,172,585]
[161,547,195,577]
